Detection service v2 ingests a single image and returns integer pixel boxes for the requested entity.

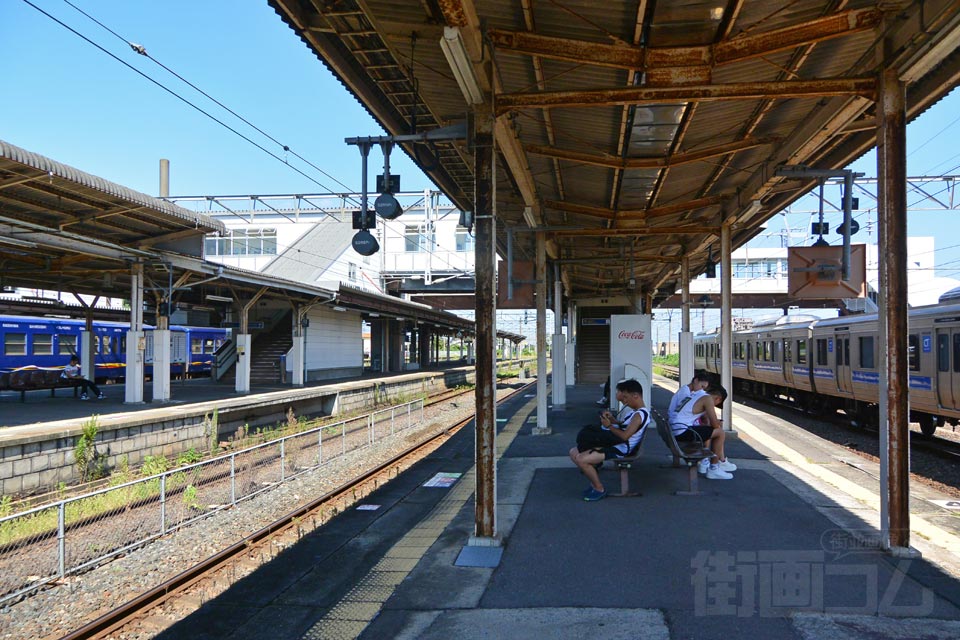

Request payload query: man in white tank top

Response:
[667,370,710,426]
[569,378,651,501]
[670,384,736,480]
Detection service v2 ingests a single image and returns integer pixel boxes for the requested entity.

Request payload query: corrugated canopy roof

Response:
[269,0,960,304]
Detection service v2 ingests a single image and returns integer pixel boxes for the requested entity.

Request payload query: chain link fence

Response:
[0,398,424,604]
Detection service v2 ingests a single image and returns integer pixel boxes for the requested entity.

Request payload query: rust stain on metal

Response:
[437,0,469,27]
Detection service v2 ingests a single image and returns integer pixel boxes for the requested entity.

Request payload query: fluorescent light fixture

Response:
[440,26,484,105]
[744,199,762,217]
[0,237,38,249]
[206,294,233,303]
[332,306,347,312]
[368,312,380,317]
[522,206,537,228]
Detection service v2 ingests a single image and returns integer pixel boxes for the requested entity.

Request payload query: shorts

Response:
[577,444,626,459]
[675,424,714,443]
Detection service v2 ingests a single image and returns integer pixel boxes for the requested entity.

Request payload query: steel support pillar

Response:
[721,224,734,432]
[680,256,693,384]
[532,231,550,435]
[878,64,912,554]
[125,262,145,405]
[473,110,498,542]
[552,274,566,407]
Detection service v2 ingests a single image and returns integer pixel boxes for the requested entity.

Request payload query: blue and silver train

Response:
[694,301,960,436]
[0,314,228,382]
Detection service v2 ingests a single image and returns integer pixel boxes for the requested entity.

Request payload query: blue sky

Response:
[5,0,960,337]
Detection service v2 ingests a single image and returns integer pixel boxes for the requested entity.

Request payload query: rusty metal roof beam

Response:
[545,194,724,221]
[526,136,777,170]
[496,78,876,114]
[487,8,880,71]
[551,226,719,237]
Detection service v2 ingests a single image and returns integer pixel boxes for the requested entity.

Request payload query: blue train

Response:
[0,314,228,382]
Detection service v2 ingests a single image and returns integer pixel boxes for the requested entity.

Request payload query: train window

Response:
[58,333,77,355]
[816,339,828,365]
[783,340,792,363]
[102,336,113,356]
[859,336,875,369]
[204,339,215,354]
[33,333,53,356]
[120,339,126,355]
[954,334,960,374]
[797,340,807,365]
[843,339,850,366]
[908,335,920,371]
[191,338,203,355]
[938,334,950,372]
[3,332,26,356]
[747,342,752,361]
[93,335,101,355]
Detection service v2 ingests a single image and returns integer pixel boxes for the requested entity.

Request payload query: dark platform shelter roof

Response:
[269,0,960,305]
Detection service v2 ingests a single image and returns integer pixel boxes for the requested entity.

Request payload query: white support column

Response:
[552,275,566,407]
[721,223,734,432]
[125,262,145,405]
[235,334,252,393]
[680,255,694,384]
[291,334,306,386]
[80,331,94,381]
[533,231,550,435]
[152,330,171,402]
[566,300,576,385]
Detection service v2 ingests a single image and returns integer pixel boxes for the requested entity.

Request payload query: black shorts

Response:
[577,444,626,459]
[676,424,714,443]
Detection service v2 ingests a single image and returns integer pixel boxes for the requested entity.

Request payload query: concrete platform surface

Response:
[154,377,960,640]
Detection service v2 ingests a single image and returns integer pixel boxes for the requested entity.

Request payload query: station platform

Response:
[155,377,960,640]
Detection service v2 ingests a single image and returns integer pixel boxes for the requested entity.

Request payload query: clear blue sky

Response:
[5,0,960,337]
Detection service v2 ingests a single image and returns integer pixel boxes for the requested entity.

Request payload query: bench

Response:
[0,369,81,402]
[654,409,713,496]
[603,412,653,498]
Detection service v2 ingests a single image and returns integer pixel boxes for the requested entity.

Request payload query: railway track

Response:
[57,380,533,640]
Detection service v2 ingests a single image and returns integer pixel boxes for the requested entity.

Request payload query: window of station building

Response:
[455,226,475,252]
[797,340,807,365]
[938,334,950,372]
[816,339,828,365]
[3,332,26,356]
[348,262,358,281]
[58,333,77,356]
[404,225,421,252]
[205,228,278,257]
[859,336,875,369]
[908,334,920,371]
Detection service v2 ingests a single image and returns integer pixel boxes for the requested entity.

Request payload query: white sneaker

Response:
[705,466,733,480]
[698,458,711,474]
[718,459,737,472]
[596,397,607,405]
[80,394,89,401]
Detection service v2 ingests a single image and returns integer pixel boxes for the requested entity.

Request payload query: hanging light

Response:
[704,246,717,279]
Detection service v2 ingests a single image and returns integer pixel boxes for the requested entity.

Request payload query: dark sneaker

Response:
[80,394,89,401]
[97,393,105,400]
[583,488,607,502]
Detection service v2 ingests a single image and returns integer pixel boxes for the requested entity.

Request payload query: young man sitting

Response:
[569,378,651,502]
[667,369,710,426]
[62,356,104,400]
[670,383,734,480]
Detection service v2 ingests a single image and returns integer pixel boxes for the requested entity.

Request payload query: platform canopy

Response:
[269,0,960,304]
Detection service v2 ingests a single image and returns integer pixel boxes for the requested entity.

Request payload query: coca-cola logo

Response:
[618,330,646,340]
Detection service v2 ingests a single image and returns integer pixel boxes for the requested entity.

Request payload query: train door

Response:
[835,332,852,394]
[782,338,794,387]
[935,328,960,410]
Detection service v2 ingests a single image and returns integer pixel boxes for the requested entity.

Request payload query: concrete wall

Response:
[0,366,480,497]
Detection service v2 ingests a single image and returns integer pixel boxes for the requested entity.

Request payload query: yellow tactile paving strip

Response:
[302,404,527,640]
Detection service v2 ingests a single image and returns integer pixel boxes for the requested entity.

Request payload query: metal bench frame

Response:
[604,415,651,498]
[654,410,713,496]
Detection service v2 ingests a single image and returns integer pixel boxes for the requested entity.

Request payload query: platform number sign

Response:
[922,335,932,353]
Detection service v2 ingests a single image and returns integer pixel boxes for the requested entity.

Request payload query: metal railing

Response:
[0,397,424,604]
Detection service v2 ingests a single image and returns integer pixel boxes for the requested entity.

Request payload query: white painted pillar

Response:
[80,331,94,381]
[467,340,475,364]
[291,334,306,386]
[721,223,734,431]
[566,300,576,385]
[552,275,566,407]
[235,334,252,394]
[533,231,550,434]
[125,263,145,404]
[680,255,694,384]
[152,330,171,402]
